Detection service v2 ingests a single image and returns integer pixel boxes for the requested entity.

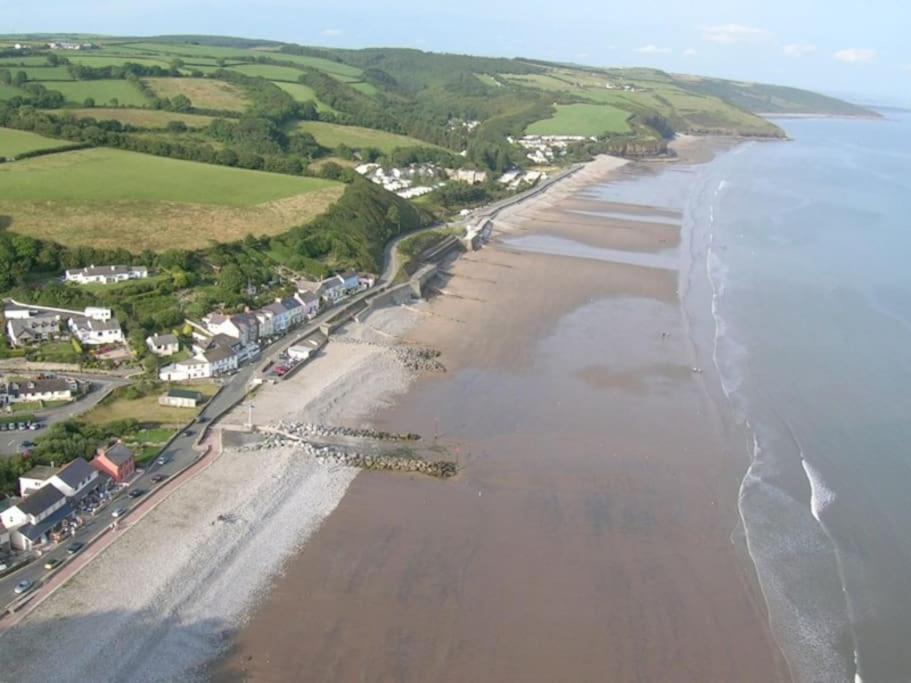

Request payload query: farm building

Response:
[65,264,148,285]
[159,388,204,409]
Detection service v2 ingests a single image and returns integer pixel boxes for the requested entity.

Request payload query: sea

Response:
[592,111,911,682]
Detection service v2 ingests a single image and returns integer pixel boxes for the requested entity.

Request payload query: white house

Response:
[65,264,148,285]
[18,464,59,497]
[358,273,376,290]
[159,357,211,381]
[254,309,275,339]
[0,484,72,551]
[1,377,80,405]
[48,458,99,499]
[84,307,113,321]
[287,332,328,362]
[261,301,291,335]
[146,333,180,357]
[203,313,259,346]
[69,317,124,345]
[202,343,239,376]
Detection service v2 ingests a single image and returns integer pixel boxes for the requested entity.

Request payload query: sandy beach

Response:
[214,141,791,682]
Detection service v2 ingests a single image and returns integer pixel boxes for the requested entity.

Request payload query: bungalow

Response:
[68,316,124,345]
[318,275,346,305]
[159,388,204,408]
[339,271,360,293]
[159,357,211,382]
[49,458,99,499]
[65,264,148,285]
[296,290,320,319]
[6,313,61,347]
[146,333,180,357]
[0,484,72,551]
[1,377,80,405]
[91,441,136,483]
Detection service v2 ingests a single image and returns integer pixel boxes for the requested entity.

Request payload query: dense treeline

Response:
[66,62,179,80]
[271,177,429,272]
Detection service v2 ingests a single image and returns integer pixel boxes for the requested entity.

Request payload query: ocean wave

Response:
[800,457,836,523]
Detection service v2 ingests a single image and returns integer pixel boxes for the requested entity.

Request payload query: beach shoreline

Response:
[215,136,791,682]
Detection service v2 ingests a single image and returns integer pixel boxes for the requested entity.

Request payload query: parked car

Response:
[151,474,167,483]
[44,558,62,570]
[128,488,145,499]
[66,542,84,555]
[14,579,34,595]
[156,456,170,466]
[111,507,128,518]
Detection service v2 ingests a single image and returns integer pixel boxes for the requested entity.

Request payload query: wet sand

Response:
[215,145,790,682]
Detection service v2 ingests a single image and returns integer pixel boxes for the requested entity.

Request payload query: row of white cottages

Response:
[159,272,370,382]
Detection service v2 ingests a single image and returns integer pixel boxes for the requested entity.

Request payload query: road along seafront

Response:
[214,138,792,683]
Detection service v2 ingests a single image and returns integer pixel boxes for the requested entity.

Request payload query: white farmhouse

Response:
[146,333,180,357]
[68,317,124,345]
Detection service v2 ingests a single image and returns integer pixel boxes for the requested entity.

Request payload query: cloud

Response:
[321,28,342,37]
[833,48,876,63]
[783,43,816,58]
[682,47,697,56]
[635,44,671,54]
[701,24,767,45]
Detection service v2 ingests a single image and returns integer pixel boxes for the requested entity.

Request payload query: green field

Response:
[65,54,172,69]
[526,103,632,136]
[271,81,335,112]
[227,62,304,81]
[349,81,378,96]
[144,77,249,111]
[0,56,51,66]
[83,382,218,426]
[0,127,75,158]
[44,79,149,106]
[296,121,432,153]
[0,148,344,251]
[0,84,27,100]
[10,65,74,81]
[47,107,215,128]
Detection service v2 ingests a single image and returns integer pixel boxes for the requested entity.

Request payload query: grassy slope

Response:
[0,127,76,157]
[46,79,149,106]
[271,81,335,112]
[296,120,435,153]
[0,148,344,251]
[143,77,249,111]
[526,103,631,136]
[44,107,215,128]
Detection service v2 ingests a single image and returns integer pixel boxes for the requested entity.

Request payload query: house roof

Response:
[69,265,146,277]
[263,302,286,316]
[10,378,75,396]
[203,345,236,363]
[150,333,178,346]
[339,270,358,280]
[16,501,73,541]
[21,464,59,481]
[72,317,121,332]
[101,443,134,466]
[54,458,95,489]
[297,290,317,304]
[280,297,302,311]
[18,483,65,516]
[165,388,203,401]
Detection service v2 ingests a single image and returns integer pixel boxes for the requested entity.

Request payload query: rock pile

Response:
[274,420,420,442]
[334,336,446,373]
[247,432,457,479]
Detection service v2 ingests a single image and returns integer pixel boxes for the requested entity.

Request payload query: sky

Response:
[4,0,910,105]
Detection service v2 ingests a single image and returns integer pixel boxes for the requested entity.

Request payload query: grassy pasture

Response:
[46,79,149,106]
[295,121,434,153]
[0,56,51,66]
[349,81,378,96]
[144,77,249,112]
[82,382,218,426]
[0,148,344,251]
[0,127,75,158]
[258,52,363,79]
[227,62,304,81]
[271,81,335,112]
[65,54,172,69]
[526,103,632,136]
[12,65,74,81]
[0,84,27,100]
[47,107,215,128]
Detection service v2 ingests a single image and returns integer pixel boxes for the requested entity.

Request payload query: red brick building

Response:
[91,440,136,483]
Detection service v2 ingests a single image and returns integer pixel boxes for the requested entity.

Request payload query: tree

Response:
[0,69,11,85]
[83,97,95,108]
[13,71,27,87]
[218,263,246,295]
[166,120,188,133]
[386,204,402,231]
[170,94,191,112]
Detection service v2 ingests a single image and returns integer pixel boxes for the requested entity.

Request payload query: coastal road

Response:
[1,374,129,457]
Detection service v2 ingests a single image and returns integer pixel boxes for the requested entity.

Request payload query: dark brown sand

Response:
[214,148,790,682]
